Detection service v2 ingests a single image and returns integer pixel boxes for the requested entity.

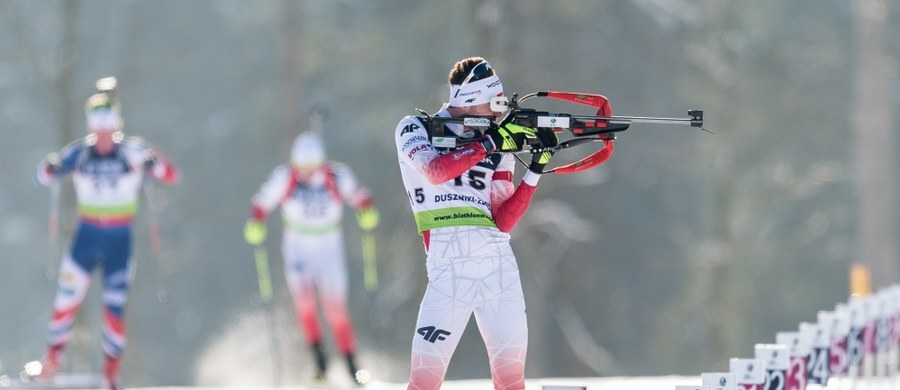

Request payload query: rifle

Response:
[420,91,706,174]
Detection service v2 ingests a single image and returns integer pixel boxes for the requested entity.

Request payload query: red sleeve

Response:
[250,167,298,222]
[250,205,268,221]
[420,143,488,185]
[354,194,374,210]
[491,181,537,233]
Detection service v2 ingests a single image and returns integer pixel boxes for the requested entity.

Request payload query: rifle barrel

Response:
[571,114,697,126]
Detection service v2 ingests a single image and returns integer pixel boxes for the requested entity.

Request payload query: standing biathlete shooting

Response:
[396,57,704,390]
[396,57,568,390]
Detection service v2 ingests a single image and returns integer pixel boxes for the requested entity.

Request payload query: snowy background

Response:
[1,0,899,388]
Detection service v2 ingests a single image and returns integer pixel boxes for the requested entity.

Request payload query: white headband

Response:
[87,110,122,132]
[448,74,504,107]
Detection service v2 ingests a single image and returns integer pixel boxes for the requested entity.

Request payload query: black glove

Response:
[529,150,555,174]
[534,127,558,148]
[483,123,536,152]
[528,127,558,173]
[143,150,158,170]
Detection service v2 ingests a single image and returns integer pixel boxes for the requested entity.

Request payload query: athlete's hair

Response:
[448,56,495,85]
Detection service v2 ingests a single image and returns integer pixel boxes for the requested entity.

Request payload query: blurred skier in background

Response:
[34,78,179,390]
[243,110,379,384]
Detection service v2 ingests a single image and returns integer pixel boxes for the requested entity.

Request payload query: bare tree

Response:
[280,0,302,138]
[853,0,897,288]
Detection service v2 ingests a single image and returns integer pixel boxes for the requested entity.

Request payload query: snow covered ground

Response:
[103,377,696,390]
[21,375,897,390]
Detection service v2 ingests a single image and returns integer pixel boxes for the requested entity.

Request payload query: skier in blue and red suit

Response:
[34,86,178,390]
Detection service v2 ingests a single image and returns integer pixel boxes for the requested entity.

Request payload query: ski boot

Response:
[102,355,121,390]
[38,344,64,380]
[346,353,368,386]
[311,342,328,381]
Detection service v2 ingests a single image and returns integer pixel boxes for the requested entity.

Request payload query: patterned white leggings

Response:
[408,226,527,390]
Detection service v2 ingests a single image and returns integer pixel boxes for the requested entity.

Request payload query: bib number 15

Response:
[454,169,486,189]
[409,169,488,204]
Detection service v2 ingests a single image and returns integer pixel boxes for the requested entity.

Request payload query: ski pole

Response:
[142,180,171,303]
[143,181,163,259]
[254,245,273,302]
[249,238,279,383]
[361,232,377,292]
[46,182,60,281]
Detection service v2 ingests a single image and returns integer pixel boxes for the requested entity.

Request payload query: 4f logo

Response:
[417,326,451,343]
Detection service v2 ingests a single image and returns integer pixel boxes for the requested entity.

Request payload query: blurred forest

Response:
[1,0,898,387]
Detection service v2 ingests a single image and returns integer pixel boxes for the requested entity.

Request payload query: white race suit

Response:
[395,108,544,390]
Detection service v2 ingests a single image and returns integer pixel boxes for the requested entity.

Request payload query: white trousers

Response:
[408,226,527,390]
[282,228,356,354]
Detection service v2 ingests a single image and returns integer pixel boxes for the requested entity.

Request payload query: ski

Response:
[2,372,103,389]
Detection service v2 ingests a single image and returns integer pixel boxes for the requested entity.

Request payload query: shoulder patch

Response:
[120,136,151,153]
[399,115,430,136]
[400,121,421,136]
